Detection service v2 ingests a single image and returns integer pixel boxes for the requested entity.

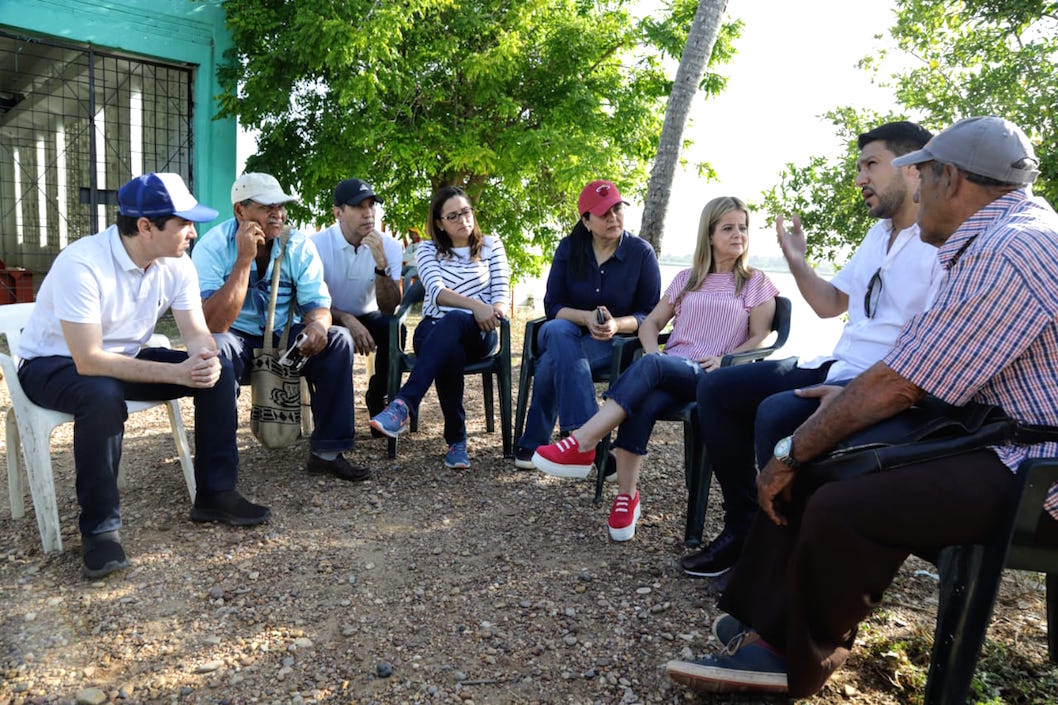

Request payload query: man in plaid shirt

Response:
[666,116,1058,697]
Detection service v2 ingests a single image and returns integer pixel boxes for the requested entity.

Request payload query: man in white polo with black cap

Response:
[311,178,403,420]
[666,116,1058,697]
[17,172,270,579]
[193,173,370,483]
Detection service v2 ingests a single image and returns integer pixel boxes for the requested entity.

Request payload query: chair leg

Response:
[684,423,711,548]
[499,367,513,459]
[514,362,533,447]
[482,373,495,433]
[165,401,197,502]
[925,544,1006,705]
[593,434,612,504]
[20,422,64,554]
[6,408,26,519]
[1047,573,1057,663]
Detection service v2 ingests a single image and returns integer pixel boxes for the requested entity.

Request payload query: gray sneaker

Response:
[712,613,753,652]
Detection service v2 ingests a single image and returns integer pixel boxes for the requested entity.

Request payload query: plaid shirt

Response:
[884,190,1058,518]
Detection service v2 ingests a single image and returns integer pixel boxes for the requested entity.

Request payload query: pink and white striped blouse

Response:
[662,268,779,362]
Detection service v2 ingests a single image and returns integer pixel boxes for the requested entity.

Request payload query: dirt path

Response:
[0,324,1053,704]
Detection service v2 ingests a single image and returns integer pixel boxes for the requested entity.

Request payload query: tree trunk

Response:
[640,0,729,254]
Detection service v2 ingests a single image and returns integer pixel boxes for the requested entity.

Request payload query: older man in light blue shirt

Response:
[193,173,370,483]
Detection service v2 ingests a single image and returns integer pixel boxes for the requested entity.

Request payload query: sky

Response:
[236,0,905,259]
[629,0,905,258]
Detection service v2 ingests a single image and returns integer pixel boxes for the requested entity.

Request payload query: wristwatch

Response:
[773,435,802,469]
[374,266,389,277]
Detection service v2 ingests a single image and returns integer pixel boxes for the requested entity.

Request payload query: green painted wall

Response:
[0,0,237,228]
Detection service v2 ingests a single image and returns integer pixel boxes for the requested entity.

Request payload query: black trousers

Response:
[718,449,1013,697]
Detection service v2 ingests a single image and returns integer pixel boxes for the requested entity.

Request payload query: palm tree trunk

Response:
[640,0,729,253]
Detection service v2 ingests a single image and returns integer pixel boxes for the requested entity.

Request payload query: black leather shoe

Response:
[82,532,131,579]
[191,490,271,526]
[680,526,744,578]
[307,453,372,482]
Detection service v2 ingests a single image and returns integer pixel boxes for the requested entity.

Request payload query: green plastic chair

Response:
[382,279,513,460]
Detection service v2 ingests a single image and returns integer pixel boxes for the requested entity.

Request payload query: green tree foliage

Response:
[215,0,738,279]
[758,0,1057,266]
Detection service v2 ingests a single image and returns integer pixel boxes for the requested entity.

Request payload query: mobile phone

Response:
[277,332,309,371]
[595,307,606,325]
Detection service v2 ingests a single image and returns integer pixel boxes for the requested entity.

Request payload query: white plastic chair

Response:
[0,302,195,554]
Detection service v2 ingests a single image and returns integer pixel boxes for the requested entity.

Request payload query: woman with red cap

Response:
[514,179,661,475]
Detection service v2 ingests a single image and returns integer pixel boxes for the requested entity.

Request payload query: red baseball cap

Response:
[577,180,627,217]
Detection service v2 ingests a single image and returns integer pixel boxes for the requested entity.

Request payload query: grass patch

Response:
[859,620,1058,704]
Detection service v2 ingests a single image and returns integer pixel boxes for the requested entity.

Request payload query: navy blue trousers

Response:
[216,324,356,453]
[696,357,837,537]
[397,311,497,446]
[18,347,240,537]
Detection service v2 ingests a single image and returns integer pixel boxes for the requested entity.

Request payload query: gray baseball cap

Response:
[892,116,1040,186]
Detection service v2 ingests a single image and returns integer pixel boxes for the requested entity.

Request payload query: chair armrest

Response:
[522,317,547,366]
[500,316,511,354]
[606,334,642,384]
[721,345,777,367]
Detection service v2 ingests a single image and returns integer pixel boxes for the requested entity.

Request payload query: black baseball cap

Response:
[334,178,383,207]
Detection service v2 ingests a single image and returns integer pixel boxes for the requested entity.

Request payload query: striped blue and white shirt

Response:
[415,235,510,319]
[884,189,1058,517]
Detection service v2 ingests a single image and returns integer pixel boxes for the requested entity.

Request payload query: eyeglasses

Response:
[443,207,475,223]
[864,267,883,318]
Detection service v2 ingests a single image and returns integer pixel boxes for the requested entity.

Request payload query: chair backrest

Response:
[771,295,792,349]
[395,277,426,320]
[720,295,791,367]
[0,302,35,362]
[401,264,418,294]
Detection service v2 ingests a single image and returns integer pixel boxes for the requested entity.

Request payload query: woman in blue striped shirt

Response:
[370,186,510,469]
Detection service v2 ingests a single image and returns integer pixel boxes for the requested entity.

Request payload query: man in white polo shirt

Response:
[17,173,270,579]
[311,178,403,421]
[682,121,942,580]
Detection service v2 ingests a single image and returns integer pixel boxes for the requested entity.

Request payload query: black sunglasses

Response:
[864,267,883,318]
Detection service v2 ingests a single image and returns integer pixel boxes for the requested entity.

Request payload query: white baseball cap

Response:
[230,173,297,205]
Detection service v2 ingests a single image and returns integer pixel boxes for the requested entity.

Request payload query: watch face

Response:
[774,436,792,457]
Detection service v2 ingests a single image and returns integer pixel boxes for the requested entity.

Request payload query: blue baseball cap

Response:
[118,173,219,222]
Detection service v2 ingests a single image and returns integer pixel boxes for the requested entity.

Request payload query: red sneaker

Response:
[608,492,641,541]
[532,435,595,479]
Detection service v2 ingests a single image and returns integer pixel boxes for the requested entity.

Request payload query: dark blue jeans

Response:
[696,357,836,537]
[605,353,701,455]
[216,324,356,453]
[397,311,498,446]
[518,318,616,449]
[18,347,240,537]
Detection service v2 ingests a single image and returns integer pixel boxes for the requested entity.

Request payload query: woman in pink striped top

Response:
[533,196,779,541]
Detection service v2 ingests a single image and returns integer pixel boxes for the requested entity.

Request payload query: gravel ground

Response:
[0,319,1054,705]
